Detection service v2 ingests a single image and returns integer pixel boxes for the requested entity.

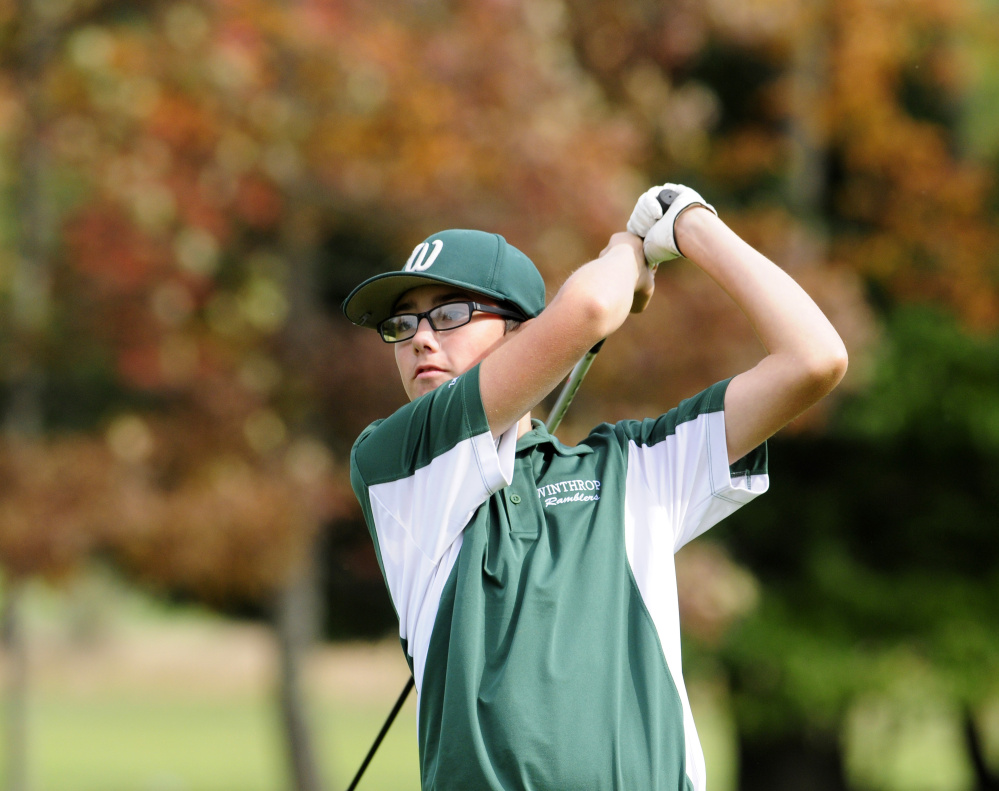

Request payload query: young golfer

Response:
[342,184,847,791]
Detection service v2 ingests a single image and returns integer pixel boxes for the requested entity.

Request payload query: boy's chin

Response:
[408,378,441,400]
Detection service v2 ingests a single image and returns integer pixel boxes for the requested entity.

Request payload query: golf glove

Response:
[627,184,717,266]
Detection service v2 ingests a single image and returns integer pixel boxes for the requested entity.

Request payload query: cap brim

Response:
[341,270,513,328]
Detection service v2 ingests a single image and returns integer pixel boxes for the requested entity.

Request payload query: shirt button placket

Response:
[507,451,543,539]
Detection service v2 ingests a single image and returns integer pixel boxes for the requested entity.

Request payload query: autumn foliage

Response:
[0,0,997,623]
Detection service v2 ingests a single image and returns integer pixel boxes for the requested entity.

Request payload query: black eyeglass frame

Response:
[378,301,526,343]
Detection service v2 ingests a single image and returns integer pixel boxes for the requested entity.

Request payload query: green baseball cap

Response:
[341,229,546,329]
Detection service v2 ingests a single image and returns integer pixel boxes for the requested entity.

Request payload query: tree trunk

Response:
[737,729,851,791]
[787,3,830,221]
[1,580,30,791]
[2,5,54,790]
[783,1,833,282]
[6,0,52,440]
[273,553,325,791]
[964,706,999,791]
[272,62,329,781]
[268,7,332,788]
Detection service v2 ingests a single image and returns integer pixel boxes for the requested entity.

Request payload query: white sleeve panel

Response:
[370,426,515,563]
[627,410,769,552]
[367,423,517,690]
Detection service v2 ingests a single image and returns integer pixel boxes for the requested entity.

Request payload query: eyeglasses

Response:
[378,301,526,343]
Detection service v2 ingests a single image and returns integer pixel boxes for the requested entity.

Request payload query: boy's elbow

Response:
[561,280,623,339]
[588,293,623,337]
[804,343,849,398]
[832,346,849,384]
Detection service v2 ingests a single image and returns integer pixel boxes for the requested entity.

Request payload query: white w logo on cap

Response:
[403,240,444,272]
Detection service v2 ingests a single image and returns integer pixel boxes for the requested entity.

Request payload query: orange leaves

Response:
[0,438,116,580]
[706,129,783,186]
[109,457,320,603]
[828,15,999,328]
[0,425,350,603]
[233,174,283,227]
[299,0,640,242]
[64,205,169,292]
[99,411,351,603]
[7,0,999,603]
[148,91,219,156]
[565,0,999,332]
[698,0,999,329]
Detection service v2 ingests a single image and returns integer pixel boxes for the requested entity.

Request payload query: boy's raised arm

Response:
[479,232,653,438]
[631,184,848,464]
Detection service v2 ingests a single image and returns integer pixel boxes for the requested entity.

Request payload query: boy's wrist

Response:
[598,233,645,282]
[672,205,716,259]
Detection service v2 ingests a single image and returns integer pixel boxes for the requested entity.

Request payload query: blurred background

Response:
[2,0,999,789]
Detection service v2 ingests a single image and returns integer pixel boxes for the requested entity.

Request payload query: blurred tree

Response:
[0,1,346,788]
[3,2,69,788]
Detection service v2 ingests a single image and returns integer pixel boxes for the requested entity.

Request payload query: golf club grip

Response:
[656,188,679,216]
[635,189,681,272]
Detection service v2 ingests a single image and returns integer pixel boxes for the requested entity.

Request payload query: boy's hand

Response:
[600,232,653,314]
[627,184,717,266]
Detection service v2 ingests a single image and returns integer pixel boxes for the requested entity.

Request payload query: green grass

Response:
[14,684,733,791]
[0,572,421,791]
[5,572,978,791]
[33,695,280,791]
[13,690,420,791]
[317,697,420,791]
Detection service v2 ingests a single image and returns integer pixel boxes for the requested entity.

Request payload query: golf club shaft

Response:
[545,339,604,433]
[345,675,415,791]
[345,341,605,790]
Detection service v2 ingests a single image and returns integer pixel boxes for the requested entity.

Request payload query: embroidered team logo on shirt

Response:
[537,479,601,508]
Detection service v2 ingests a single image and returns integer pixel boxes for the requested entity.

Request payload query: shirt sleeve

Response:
[349,364,518,653]
[612,378,769,552]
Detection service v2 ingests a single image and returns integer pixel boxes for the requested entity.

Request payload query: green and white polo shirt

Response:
[350,364,768,791]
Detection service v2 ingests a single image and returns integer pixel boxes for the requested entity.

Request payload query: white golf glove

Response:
[627,184,717,267]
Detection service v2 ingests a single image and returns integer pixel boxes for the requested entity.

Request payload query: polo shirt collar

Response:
[515,419,594,456]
